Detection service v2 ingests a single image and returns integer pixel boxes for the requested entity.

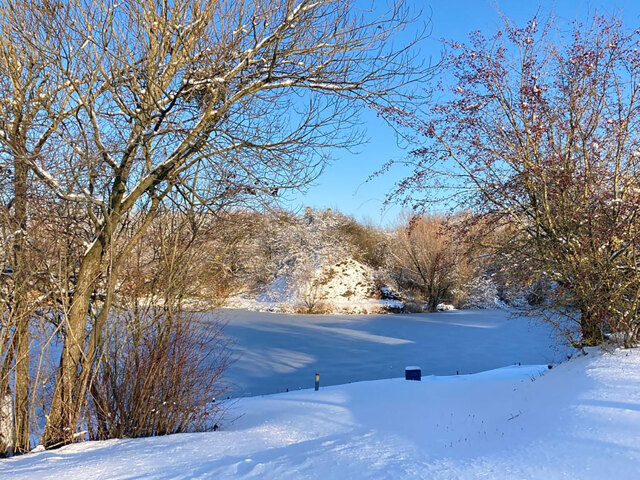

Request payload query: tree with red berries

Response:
[384,15,640,347]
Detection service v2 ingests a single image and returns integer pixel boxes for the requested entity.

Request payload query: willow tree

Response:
[385,15,640,347]
[392,214,468,312]
[0,0,425,449]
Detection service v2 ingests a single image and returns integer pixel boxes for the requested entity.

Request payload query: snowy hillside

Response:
[3,348,639,479]
[230,258,402,314]
[222,208,414,314]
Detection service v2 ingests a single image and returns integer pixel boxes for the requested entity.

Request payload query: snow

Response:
[379,285,401,300]
[314,259,376,307]
[2,348,639,479]
[380,298,404,310]
[256,276,292,305]
[220,308,566,397]
[229,258,398,314]
[436,303,455,311]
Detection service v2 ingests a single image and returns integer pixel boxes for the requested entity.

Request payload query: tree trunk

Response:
[426,287,438,313]
[43,241,104,448]
[13,322,29,454]
[12,148,30,454]
[0,389,14,457]
[579,309,603,347]
[42,176,149,448]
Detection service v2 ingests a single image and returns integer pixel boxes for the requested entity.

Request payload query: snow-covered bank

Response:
[3,348,639,479]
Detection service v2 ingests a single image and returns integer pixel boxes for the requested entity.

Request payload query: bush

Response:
[403,301,427,313]
[88,306,230,440]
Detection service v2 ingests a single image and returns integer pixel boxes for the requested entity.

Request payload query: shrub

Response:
[88,306,230,440]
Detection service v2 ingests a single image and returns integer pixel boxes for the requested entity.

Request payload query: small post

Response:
[314,373,320,391]
[405,366,421,381]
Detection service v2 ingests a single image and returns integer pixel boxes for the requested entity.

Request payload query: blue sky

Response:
[286,0,640,226]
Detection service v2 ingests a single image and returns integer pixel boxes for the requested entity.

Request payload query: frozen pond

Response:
[211,308,569,397]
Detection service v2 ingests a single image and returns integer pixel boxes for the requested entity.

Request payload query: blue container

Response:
[405,366,421,381]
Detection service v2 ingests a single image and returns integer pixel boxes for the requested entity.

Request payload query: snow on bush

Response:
[461,275,504,309]
[226,209,404,314]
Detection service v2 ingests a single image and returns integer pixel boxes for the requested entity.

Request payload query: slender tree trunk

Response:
[0,389,13,457]
[73,203,158,432]
[43,241,104,448]
[13,148,30,454]
[426,286,438,313]
[43,177,153,448]
[0,283,14,457]
[13,325,29,454]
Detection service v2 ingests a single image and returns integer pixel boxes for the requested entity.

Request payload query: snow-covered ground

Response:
[218,308,566,397]
[3,348,639,479]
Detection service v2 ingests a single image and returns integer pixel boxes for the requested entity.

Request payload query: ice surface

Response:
[216,308,567,397]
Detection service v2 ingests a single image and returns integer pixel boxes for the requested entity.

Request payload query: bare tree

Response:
[383,14,640,346]
[392,214,468,312]
[0,0,426,449]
